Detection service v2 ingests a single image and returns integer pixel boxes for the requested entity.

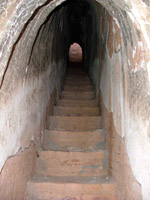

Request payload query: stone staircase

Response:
[26,65,117,200]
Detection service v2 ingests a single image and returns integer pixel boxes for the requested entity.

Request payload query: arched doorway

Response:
[69,43,83,63]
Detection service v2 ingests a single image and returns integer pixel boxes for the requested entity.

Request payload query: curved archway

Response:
[69,43,83,62]
[0,0,150,199]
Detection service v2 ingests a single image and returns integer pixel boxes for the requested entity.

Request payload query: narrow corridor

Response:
[26,62,117,199]
[0,0,150,199]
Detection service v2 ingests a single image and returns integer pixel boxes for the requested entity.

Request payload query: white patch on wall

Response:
[126,115,150,200]
[147,61,150,83]
[133,47,136,58]
[0,61,64,172]
[113,17,120,28]
[129,7,150,50]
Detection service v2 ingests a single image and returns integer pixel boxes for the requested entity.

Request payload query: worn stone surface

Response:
[43,130,104,151]
[26,176,117,200]
[53,106,100,116]
[49,116,102,131]
[58,99,98,107]
[61,91,95,100]
[36,151,106,177]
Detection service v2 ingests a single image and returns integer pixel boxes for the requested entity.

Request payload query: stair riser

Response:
[65,82,91,87]
[67,71,86,75]
[63,88,93,93]
[26,182,117,200]
[36,151,106,177]
[66,80,91,83]
[58,100,98,107]
[61,91,95,100]
[65,79,90,83]
[63,85,93,90]
[43,130,104,151]
[66,77,90,81]
[53,107,99,116]
[27,194,117,200]
[48,116,102,131]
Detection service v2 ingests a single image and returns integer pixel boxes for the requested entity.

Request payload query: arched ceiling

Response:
[0,0,150,86]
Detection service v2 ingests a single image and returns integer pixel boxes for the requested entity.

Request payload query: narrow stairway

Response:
[26,63,117,200]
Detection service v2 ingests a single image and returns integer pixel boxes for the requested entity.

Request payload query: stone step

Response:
[64,82,92,88]
[61,91,95,100]
[63,85,93,92]
[65,80,91,86]
[65,78,90,82]
[53,106,99,116]
[42,130,104,151]
[26,176,117,200]
[65,76,90,80]
[36,151,106,177]
[58,99,98,107]
[66,78,90,82]
[67,73,87,77]
[48,116,102,131]
[67,70,86,74]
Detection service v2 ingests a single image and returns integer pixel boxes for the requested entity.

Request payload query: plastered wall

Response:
[0,1,67,199]
[0,0,150,199]
[96,2,150,199]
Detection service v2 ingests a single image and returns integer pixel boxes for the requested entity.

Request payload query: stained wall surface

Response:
[0,0,150,199]
[0,1,67,199]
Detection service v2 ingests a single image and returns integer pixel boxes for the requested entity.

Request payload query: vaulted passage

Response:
[0,0,150,200]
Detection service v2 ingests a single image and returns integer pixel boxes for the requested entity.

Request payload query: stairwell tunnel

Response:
[0,0,150,199]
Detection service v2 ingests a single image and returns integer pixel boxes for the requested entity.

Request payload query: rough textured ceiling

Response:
[0,0,150,86]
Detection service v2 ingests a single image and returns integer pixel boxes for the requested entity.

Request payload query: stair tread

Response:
[36,150,107,177]
[27,176,117,199]
[49,116,101,119]
[29,176,115,185]
[58,99,98,107]
[54,106,99,109]
[53,106,100,116]
[61,90,95,100]
[62,91,94,94]
[43,129,104,152]
[44,129,103,133]
[48,116,102,131]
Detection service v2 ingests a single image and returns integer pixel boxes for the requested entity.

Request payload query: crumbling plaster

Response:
[0,0,67,174]
[0,0,150,199]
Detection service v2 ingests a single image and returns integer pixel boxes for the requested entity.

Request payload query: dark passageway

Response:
[0,0,150,199]
[29,0,99,81]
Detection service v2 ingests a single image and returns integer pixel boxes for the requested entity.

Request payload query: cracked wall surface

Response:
[0,0,150,199]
